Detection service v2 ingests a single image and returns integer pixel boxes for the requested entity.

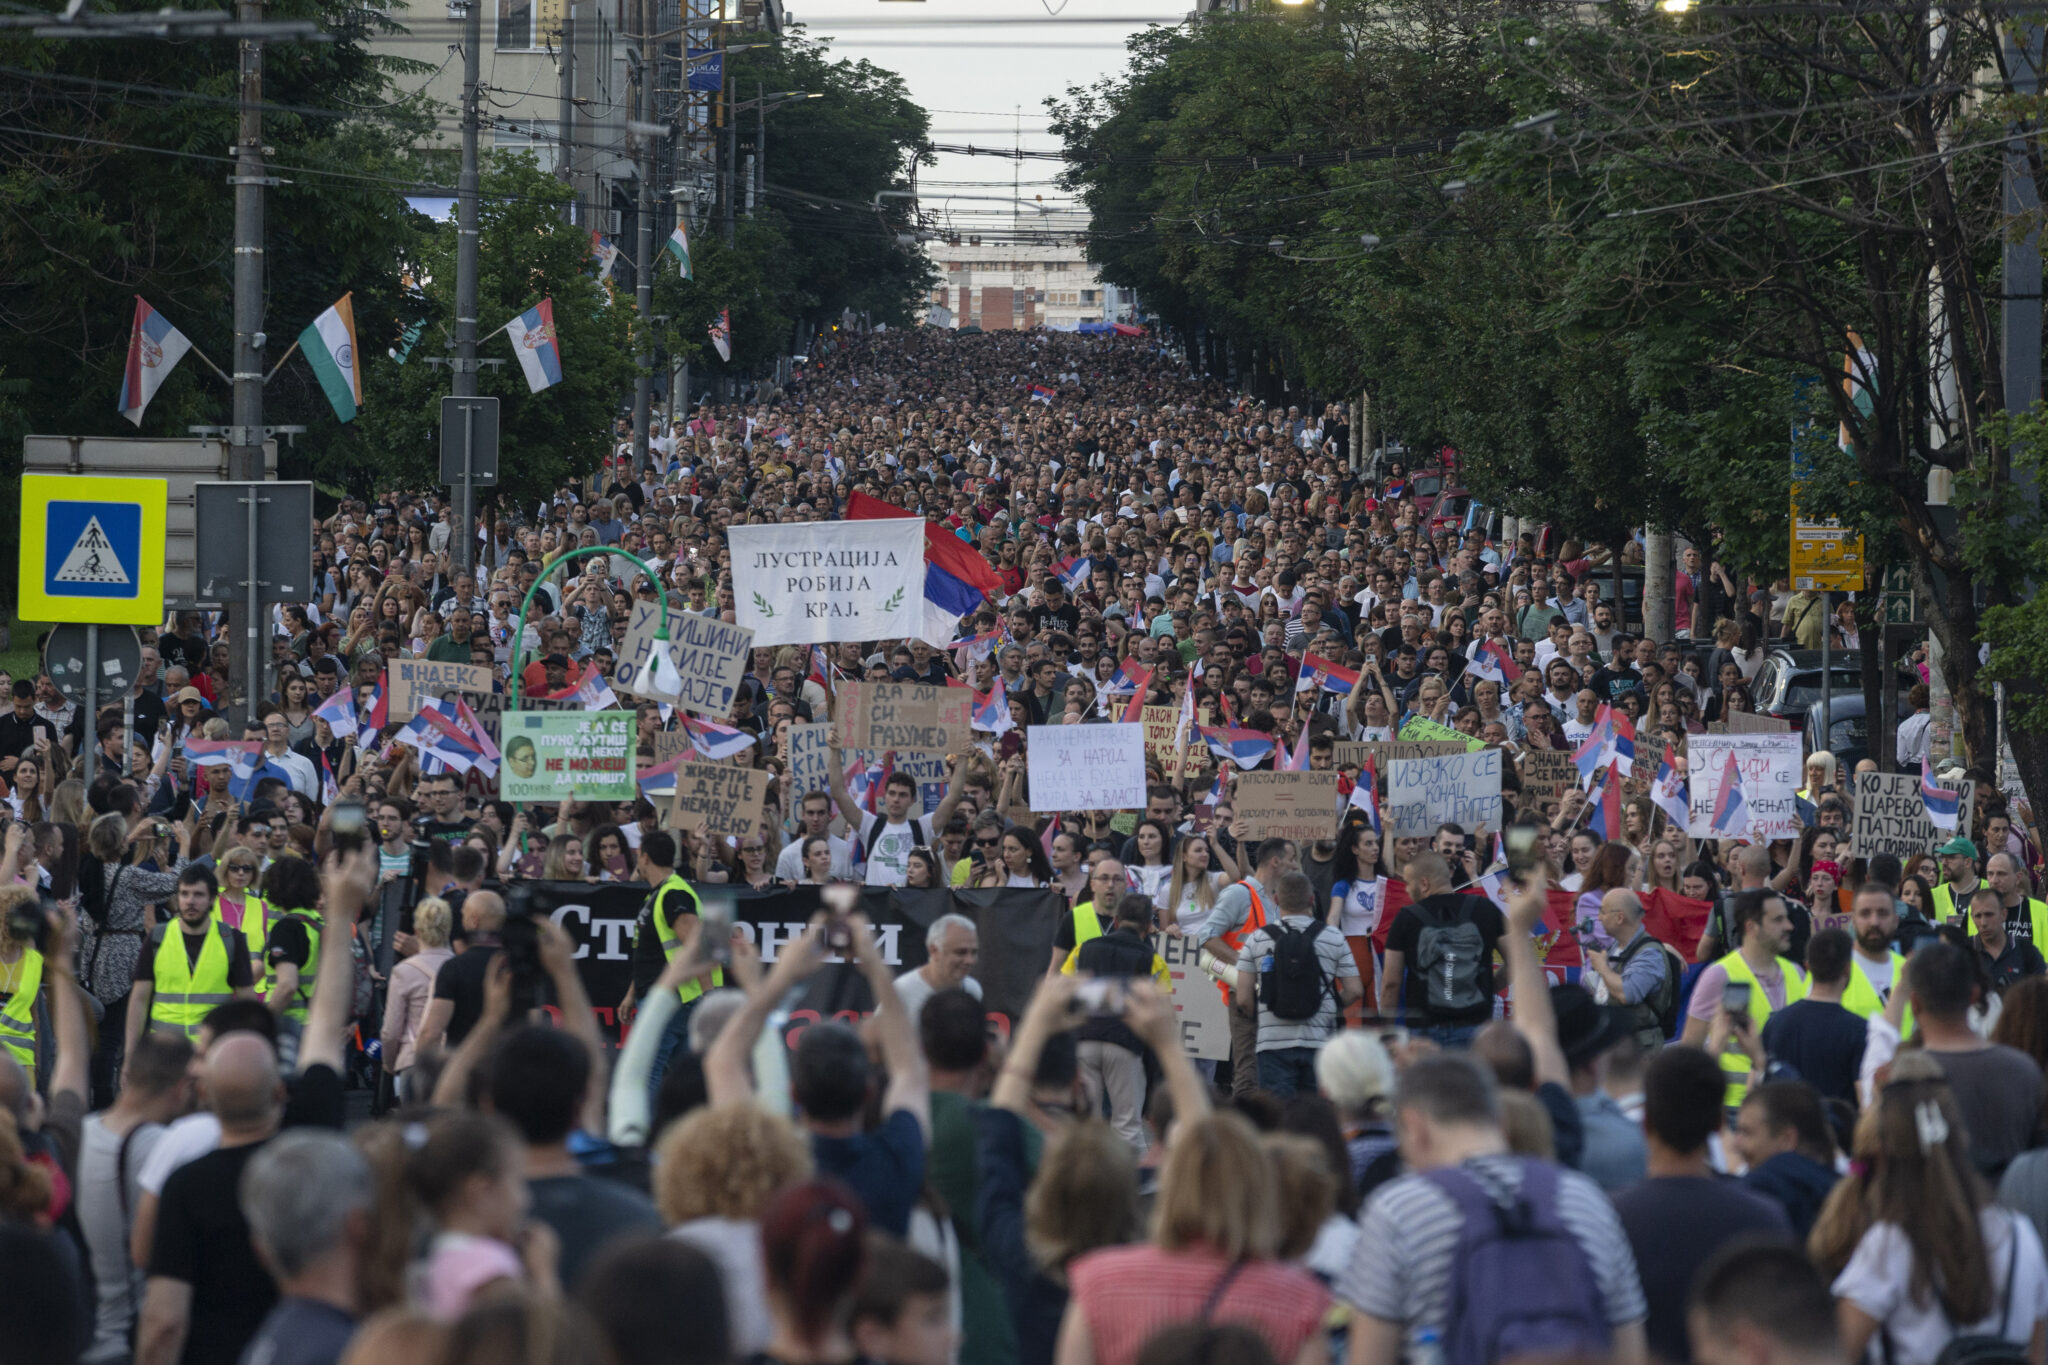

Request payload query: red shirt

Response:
[1069,1244,1329,1365]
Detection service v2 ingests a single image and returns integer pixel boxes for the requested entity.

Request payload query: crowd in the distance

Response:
[0,326,2044,1365]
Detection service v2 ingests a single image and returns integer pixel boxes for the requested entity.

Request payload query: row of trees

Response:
[0,14,933,513]
[1053,0,2048,820]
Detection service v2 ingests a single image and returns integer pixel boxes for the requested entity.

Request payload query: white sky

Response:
[786,0,1188,230]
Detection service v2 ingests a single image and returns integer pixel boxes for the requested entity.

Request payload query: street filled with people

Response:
[1,326,2046,1365]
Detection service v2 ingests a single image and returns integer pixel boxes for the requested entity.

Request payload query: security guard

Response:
[0,886,47,1083]
[1982,851,2048,948]
[1685,889,1807,1108]
[1840,884,1912,1035]
[1058,858,1173,991]
[213,850,274,990]
[1929,836,1985,924]
[258,857,325,1024]
[125,866,255,1052]
[623,831,722,1025]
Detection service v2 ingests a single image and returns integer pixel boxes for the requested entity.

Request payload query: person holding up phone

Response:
[1679,889,1808,1109]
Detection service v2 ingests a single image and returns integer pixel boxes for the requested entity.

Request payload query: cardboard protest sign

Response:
[833,680,973,755]
[1685,732,1802,841]
[652,730,697,766]
[1519,748,1579,807]
[784,722,835,798]
[729,520,923,646]
[667,762,770,839]
[612,601,755,718]
[1232,770,1343,842]
[1142,706,1183,763]
[1332,739,1471,771]
[1397,716,1486,752]
[388,659,491,722]
[499,711,634,802]
[1151,930,1230,1061]
[1724,710,1795,733]
[1385,748,1504,838]
[1026,724,1147,813]
[1851,771,1975,860]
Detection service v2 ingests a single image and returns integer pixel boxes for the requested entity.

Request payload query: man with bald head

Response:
[1583,889,1674,1053]
[415,888,506,1057]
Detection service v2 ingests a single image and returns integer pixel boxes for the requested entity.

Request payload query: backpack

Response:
[1412,900,1488,1016]
[1258,920,1330,1022]
[1426,1158,1611,1365]
[1614,932,1684,1038]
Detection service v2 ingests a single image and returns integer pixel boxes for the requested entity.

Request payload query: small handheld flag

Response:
[504,297,564,394]
[1585,767,1624,843]
[1349,756,1382,833]
[1030,384,1056,405]
[1199,725,1276,770]
[681,714,754,761]
[972,677,1014,735]
[312,687,358,740]
[1921,767,1961,831]
[1651,745,1690,830]
[1710,750,1750,839]
[117,297,194,427]
[299,293,363,423]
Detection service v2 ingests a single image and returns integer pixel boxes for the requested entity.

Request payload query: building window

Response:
[1081,289,1098,304]
[498,0,562,49]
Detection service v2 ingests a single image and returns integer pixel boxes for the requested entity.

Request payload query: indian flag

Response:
[666,221,691,279]
[299,293,362,423]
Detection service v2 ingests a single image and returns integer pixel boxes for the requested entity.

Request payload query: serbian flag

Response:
[1710,749,1750,839]
[1921,767,1961,831]
[1651,745,1690,830]
[845,754,886,813]
[1055,555,1092,593]
[1571,708,1614,787]
[708,308,731,363]
[1278,721,1313,772]
[454,696,500,765]
[951,629,1001,672]
[1469,640,1522,686]
[312,686,358,740]
[504,298,564,394]
[1200,725,1275,770]
[1349,756,1382,833]
[808,644,832,690]
[1030,384,1056,405]
[117,297,193,426]
[637,757,682,797]
[1106,662,1151,698]
[1608,707,1637,776]
[681,714,754,761]
[972,677,1014,735]
[568,671,621,711]
[1585,767,1624,843]
[229,751,297,802]
[1296,654,1358,698]
[185,738,262,769]
[319,753,339,806]
[1384,480,1408,500]
[846,490,1003,647]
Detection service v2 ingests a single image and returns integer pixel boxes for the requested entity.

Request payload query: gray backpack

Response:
[1413,900,1489,1015]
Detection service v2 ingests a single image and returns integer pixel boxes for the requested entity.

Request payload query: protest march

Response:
[0,325,2044,1365]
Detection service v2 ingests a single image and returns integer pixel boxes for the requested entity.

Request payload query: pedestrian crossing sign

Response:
[18,474,167,624]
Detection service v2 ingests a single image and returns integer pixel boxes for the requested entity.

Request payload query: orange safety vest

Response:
[1216,881,1270,1006]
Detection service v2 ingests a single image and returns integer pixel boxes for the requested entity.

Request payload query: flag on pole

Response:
[320,753,339,806]
[1054,555,1092,593]
[185,738,261,769]
[637,757,682,798]
[808,644,832,690]
[504,297,564,394]
[972,678,1014,735]
[1710,750,1750,839]
[1349,756,1382,833]
[708,309,731,362]
[667,221,692,279]
[590,230,620,281]
[1651,745,1690,830]
[1921,766,1961,831]
[116,297,193,427]
[1476,639,1523,683]
[312,687,358,740]
[298,293,363,423]
[1278,721,1312,772]
[568,672,620,711]
[681,714,754,761]
[1296,654,1359,696]
[1199,725,1275,770]
[1586,767,1624,843]
[1029,384,1056,405]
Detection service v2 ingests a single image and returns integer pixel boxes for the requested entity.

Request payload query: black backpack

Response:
[1413,899,1489,1016]
[1258,919,1330,1022]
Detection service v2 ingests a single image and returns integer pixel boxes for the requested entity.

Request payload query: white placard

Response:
[1026,723,1147,813]
[785,722,835,799]
[729,520,924,646]
[613,601,755,716]
[1686,732,1803,842]
[1385,747,1503,839]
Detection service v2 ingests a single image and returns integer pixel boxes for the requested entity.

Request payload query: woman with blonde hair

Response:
[1812,1052,2048,1364]
[539,833,588,882]
[380,896,455,1101]
[657,1101,814,1356]
[1058,1111,1330,1365]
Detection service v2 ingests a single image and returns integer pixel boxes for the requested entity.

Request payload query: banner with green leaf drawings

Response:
[727,519,924,646]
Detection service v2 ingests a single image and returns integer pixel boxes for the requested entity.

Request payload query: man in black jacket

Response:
[1074,894,1159,1150]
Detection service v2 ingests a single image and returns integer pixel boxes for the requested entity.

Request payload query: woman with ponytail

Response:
[752,1180,878,1365]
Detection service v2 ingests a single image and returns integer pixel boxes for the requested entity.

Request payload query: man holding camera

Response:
[125,866,258,1054]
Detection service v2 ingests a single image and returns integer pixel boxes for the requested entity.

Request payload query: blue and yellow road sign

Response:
[18,474,167,624]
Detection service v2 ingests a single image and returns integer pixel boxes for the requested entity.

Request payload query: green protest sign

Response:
[499,711,635,802]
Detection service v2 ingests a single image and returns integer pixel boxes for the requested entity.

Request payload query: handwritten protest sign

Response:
[1686,732,1802,841]
[1026,724,1147,813]
[1232,770,1343,842]
[667,762,769,839]
[1386,748,1503,838]
[833,680,972,755]
[388,659,491,722]
[499,711,634,802]
[1520,749,1579,807]
[784,723,835,798]
[1151,930,1229,1061]
[1397,715,1486,752]
[1332,739,1471,771]
[1851,771,1975,860]
[653,730,697,766]
[1142,706,1182,763]
[612,602,755,717]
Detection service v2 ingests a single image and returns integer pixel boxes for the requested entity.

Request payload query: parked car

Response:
[1802,695,1874,770]
[1752,648,1912,723]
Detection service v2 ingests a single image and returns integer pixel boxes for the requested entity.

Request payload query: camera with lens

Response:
[330,799,368,853]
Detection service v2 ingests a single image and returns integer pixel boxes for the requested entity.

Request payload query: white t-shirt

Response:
[775,834,853,882]
[1833,1209,2048,1365]
[857,812,932,887]
[78,1115,165,1364]
[1856,951,1896,1004]
[893,968,983,1027]
[1131,864,1173,907]
[1333,876,1387,937]
[135,1112,221,1196]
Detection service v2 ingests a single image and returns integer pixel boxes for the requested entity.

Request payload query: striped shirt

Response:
[1238,917,1355,1051]
[1337,1154,1647,1351]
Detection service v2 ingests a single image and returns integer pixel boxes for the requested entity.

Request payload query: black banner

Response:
[510,881,1061,1043]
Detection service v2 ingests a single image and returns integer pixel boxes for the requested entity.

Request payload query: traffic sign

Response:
[18,474,167,624]
[439,396,499,487]
[193,482,316,607]
[43,624,143,707]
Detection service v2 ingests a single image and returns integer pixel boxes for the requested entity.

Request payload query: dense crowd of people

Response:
[0,326,2044,1365]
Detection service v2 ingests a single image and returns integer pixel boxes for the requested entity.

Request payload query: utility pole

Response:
[227,0,267,727]
[630,0,655,476]
[451,0,483,582]
[558,3,576,226]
